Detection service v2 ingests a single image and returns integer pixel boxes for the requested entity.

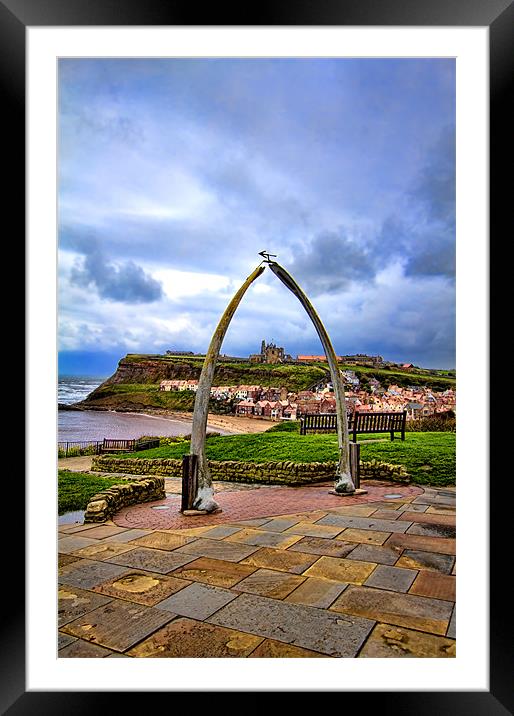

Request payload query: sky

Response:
[58,58,455,376]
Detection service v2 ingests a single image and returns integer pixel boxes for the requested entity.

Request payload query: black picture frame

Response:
[7,0,510,711]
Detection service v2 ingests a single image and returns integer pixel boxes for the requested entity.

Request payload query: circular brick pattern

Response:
[113,482,423,530]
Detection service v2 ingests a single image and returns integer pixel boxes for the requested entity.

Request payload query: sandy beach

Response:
[165,411,274,435]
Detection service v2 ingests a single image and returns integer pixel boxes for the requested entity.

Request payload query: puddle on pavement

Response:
[58,510,86,525]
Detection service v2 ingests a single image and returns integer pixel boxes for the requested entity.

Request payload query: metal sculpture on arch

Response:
[188,253,355,512]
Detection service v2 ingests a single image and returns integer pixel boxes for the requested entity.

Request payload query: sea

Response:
[58,376,223,443]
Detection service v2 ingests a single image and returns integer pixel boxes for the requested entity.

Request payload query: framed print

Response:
[6,0,511,710]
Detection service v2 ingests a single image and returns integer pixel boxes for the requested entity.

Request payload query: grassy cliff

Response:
[77,353,455,412]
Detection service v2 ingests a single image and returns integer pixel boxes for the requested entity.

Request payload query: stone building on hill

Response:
[249,339,292,364]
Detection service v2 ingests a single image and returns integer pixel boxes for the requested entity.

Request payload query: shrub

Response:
[406,413,456,432]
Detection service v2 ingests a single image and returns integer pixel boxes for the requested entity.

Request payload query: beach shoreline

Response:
[125,409,275,435]
[61,405,275,436]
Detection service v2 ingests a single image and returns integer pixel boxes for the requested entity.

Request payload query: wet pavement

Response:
[58,482,456,658]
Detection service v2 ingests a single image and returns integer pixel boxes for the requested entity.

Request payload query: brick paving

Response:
[113,482,423,530]
[58,480,456,658]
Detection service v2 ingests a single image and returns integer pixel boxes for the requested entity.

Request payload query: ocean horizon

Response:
[57,375,228,443]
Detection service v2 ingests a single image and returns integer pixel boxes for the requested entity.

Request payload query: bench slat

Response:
[301,411,406,440]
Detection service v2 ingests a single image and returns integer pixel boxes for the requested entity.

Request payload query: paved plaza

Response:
[58,480,456,658]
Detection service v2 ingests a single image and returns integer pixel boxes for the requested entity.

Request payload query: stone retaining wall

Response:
[84,476,166,523]
[91,456,410,486]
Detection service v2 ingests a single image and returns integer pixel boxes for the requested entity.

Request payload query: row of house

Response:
[160,377,456,422]
[159,380,284,403]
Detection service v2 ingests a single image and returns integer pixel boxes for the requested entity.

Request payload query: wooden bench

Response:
[300,410,407,441]
[100,438,160,454]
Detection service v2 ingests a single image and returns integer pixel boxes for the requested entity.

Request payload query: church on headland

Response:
[249,339,293,364]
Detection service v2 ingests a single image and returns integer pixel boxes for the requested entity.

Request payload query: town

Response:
[159,372,456,422]
[159,340,456,421]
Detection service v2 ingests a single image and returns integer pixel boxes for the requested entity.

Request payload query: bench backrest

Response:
[300,411,406,436]
[354,411,406,433]
[102,439,136,451]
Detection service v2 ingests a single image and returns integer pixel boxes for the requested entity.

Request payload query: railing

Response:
[58,441,102,458]
[58,437,160,457]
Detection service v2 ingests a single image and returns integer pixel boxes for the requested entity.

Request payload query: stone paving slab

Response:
[156,582,238,620]
[255,516,304,532]
[359,623,455,658]
[364,565,417,593]
[240,547,320,574]
[346,544,399,565]
[58,523,102,534]
[329,505,379,517]
[396,504,429,514]
[412,495,455,507]
[284,522,345,539]
[317,514,412,534]
[200,525,244,539]
[74,524,128,540]
[71,542,136,561]
[58,585,113,627]
[105,547,198,574]
[284,577,348,609]
[287,536,357,558]
[226,528,303,550]
[233,568,305,599]
[303,556,376,584]
[402,511,455,526]
[385,532,456,555]
[130,532,197,551]
[173,538,261,563]
[58,640,116,658]
[127,617,264,658]
[366,501,401,511]
[369,510,403,521]
[58,632,77,650]
[58,554,80,568]
[248,639,329,657]
[169,557,257,588]
[100,528,153,543]
[230,518,273,527]
[336,528,391,545]
[92,570,191,606]
[407,522,456,539]
[58,535,101,554]
[330,585,453,635]
[395,550,455,574]
[426,505,456,515]
[59,560,130,590]
[409,571,456,601]
[209,593,375,657]
[164,525,215,537]
[61,599,174,652]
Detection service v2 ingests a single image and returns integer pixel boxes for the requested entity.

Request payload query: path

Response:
[58,482,456,659]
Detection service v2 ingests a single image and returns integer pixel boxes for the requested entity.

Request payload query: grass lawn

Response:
[58,470,135,515]
[116,423,455,486]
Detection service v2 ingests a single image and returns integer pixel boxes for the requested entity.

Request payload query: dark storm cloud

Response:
[59,58,456,367]
[70,242,163,303]
[287,230,377,296]
[400,126,456,279]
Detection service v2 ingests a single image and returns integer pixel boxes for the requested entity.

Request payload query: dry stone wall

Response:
[91,456,410,486]
[84,476,165,523]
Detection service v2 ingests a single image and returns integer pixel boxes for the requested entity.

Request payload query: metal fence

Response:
[57,441,103,457]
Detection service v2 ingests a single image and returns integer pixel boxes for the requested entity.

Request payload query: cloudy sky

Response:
[58,58,455,376]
